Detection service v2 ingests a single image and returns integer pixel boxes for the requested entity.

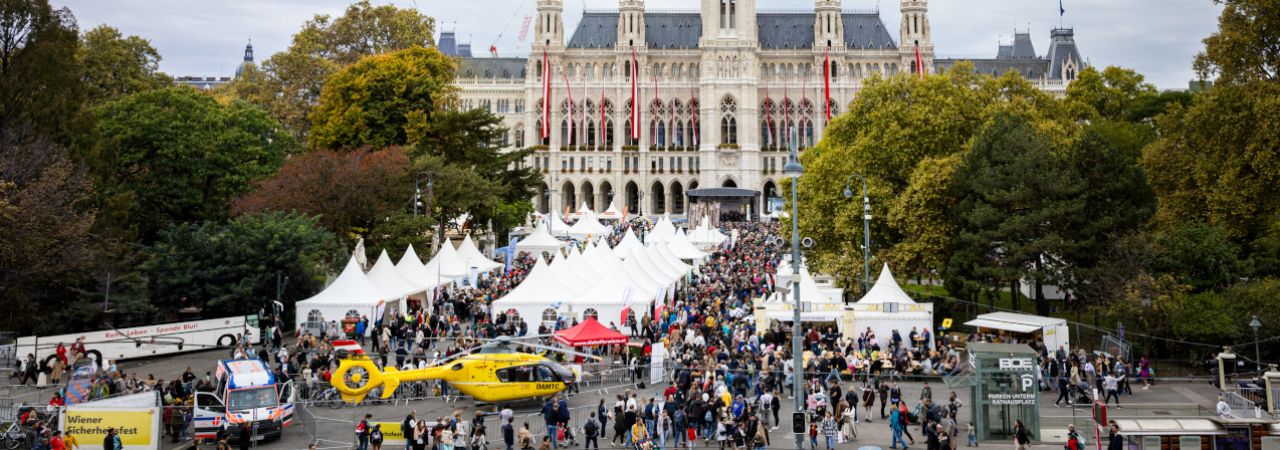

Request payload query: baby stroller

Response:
[560,422,580,447]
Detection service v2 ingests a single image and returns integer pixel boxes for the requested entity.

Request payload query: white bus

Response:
[15,315,260,370]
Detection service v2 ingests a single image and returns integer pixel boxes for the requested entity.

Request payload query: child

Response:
[966,421,977,447]
[808,421,818,449]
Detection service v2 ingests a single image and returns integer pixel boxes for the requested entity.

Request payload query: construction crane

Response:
[489,0,532,57]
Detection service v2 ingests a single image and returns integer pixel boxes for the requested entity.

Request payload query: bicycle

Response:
[1,422,28,450]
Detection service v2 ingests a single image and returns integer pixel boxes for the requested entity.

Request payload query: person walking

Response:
[598,399,610,440]
[356,414,372,450]
[503,418,516,450]
[820,411,837,450]
[371,424,385,450]
[543,398,560,449]
[1106,422,1123,450]
[889,407,907,450]
[1103,373,1121,406]
[1012,420,1032,450]
[405,411,419,450]
[584,412,600,450]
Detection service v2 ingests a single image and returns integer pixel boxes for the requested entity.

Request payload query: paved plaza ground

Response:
[102,348,1228,450]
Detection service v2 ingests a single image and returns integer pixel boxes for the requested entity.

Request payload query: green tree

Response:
[884,153,961,282]
[1059,120,1156,304]
[1150,222,1243,291]
[144,211,342,318]
[1141,82,1280,245]
[1064,66,1158,121]
[0,124,100,334]
[415,108,539,238]
[1194,0,1280,84]
[309,46,456,150]
[0,0,87,145]
[795,64,1059,288]
[89,87,297,241]
[76,25,171,105]
[947,112,1087,315]
[224,0,437,143]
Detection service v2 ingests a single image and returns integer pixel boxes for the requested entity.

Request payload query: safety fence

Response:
[1221,386,1279,419]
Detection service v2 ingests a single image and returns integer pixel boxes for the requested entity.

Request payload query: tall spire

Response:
[243,39,254,63]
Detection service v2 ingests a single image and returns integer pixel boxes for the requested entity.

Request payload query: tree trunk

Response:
[1010,279,1021,311]
[1034,259,1049,316]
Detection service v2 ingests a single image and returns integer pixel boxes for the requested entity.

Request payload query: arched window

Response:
[587,120,597,147]
[720,96,737,146]
[583,308,599,320]
[675,120,685,148]
[830,60,839,81]
[515,128,525,148]
[657,120,666,147]
[541,308,558,324]
[761,118,776,149]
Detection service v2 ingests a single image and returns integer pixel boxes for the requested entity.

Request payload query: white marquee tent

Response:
[422,238,468,281]
[852,264,935,350]
[598,202,624,221]
[296,256,395,335]
[668,228,709,261]
[367,250,426,300]
[613,228,646,259]
[515,223,568,255]
[649,214,678,243]
[567,211,612,239]
[395,244,454,291]
[688,215,728,250]
[457,234,503,273]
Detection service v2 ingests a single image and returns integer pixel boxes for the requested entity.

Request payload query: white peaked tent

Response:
[367,250,425,300]
[668,228,709,261]
[296,256,392,335]
[491,256,576,326]
[567,211,612,239]
[545,211,572,236]
[548,247,593,296]
[649,214,678,243]
[423,238,469,281]
[515,222,568,255]
[571,201,594,219]
[853,264,935,350]
[613,228,646,259]
[395,244,453,290]
[598,202,624,220]
[689,216,728,250]
[457,234,503,273]
[566,247,657,332]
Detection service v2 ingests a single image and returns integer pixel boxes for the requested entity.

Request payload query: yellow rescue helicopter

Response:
[329,336,600,404]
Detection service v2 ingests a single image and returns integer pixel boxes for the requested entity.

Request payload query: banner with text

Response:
[61,407,160,450]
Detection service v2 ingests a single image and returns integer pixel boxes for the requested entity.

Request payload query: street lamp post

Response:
[843,174,871,297]
[1251,315,1262,375]
[413,171,434,218]
[782,127,805,450]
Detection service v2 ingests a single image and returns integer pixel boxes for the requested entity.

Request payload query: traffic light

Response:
[792,412,807,434]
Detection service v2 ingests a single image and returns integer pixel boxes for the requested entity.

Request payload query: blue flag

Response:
[1059,0,1065,16]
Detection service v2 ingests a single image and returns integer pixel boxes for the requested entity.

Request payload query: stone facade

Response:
[452,0,1081,218]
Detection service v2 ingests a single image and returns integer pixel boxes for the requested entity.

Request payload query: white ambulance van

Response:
[193,359,296,441]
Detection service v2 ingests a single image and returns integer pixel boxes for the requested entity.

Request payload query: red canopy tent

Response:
[554,317,628,346]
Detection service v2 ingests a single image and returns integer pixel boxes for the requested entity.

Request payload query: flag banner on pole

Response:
[915,43,925,80]
[542,50,551,140]
[600,84,606,145]
[690,86,698,147]
[1060,0,1066,16]
[823,50,832,121]
[764,82,772,147]
[630,48,639,140]
[563,67,575,146]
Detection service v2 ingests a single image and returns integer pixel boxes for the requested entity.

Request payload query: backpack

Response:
[705,410,713,422]
[585,420,599,437]
[356,420,368,435]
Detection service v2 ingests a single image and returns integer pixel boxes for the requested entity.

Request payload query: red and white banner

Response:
[541,50,551,140]
[630,48,639,140]
[824,50,832,121]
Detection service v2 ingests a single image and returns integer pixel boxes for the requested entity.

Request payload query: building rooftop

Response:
[565,10,896,50]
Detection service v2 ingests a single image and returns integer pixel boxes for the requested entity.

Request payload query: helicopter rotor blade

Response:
[518,341,604,361]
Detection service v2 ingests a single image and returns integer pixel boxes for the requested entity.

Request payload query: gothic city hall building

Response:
[450,0,1085,219]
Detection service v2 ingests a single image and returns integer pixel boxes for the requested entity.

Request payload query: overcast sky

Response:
[55,0,1222,89]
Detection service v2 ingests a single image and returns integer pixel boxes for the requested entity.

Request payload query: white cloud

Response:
[55,0,1221,88]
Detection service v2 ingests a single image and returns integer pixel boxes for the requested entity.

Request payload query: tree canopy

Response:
[223,0,437,143]
[76,25,170,105]
[89,87,297,241]
[309,46,457,150]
